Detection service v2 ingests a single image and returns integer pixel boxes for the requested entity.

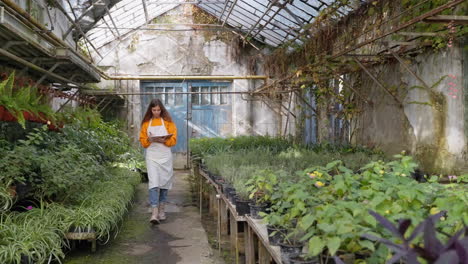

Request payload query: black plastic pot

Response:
[20,254,33,264]
[234,197,251,216]
[249,202,267,219]
[227,190,237,204]
[222,184,233,194]
[279,242,304,264]
[290,254,320,264]
[266,225,286,246]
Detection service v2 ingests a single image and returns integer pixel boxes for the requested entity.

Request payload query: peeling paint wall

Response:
[353,44,466,174]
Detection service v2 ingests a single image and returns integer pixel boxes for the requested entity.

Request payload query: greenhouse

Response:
[0,0,467,263]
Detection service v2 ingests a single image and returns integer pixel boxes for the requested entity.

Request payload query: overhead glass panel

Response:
[73,0,367,49]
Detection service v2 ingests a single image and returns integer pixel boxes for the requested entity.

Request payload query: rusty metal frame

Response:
[390,51,431,90]
[56,89,80,113]
[353,58,402,107]
[330,0,465,59]
[104,5,121,40]
[222,0,238,27]
[54,0,104,59]
[243,0,278,40]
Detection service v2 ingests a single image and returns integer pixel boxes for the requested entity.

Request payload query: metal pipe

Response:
[87,89,299,96]
[90,24,302,31]
[105,75,268,80]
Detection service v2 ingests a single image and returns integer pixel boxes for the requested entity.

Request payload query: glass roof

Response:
[67,0,367,49]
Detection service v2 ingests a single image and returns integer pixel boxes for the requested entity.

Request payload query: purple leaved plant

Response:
[360,210,468,264]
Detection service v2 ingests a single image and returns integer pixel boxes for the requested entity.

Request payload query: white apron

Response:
[146,118,173,190]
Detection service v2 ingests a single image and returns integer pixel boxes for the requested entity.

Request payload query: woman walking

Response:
[139,99,177,224]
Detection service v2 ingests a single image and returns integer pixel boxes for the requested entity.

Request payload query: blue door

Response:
[140,81,232,153]
[190,82,232,139]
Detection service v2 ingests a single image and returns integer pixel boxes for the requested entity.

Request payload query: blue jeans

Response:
[149,187,168,207]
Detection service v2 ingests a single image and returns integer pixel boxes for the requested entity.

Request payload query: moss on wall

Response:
[191,5,237,43]
[126,34,140,53]
[414,91,451,174]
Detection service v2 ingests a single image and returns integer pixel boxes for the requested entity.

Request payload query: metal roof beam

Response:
[219,0,231,21]
[222,0,238,26]
[104,5,121,39]
[142,0,149,23]
[64,0,95,63]
[242,0,302,27]
[249,1,286,40]
[53,0,104,59]
[200,3,285,45]
[63,2,99,39]
[203,4,286,42]
[101,17,119,39]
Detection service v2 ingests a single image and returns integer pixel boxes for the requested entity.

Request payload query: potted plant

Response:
[279,227,306,264]
[232,180,251,216]
[262,209,290,246]
[246,169,281,219]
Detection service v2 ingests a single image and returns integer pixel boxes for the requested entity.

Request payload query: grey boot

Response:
[158,203,166,221]
[150,207,160,224]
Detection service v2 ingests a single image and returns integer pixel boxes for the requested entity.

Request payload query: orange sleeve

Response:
[139,121,151,148]
[164,121,177,147]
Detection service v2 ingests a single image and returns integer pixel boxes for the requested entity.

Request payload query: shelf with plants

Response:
[190,137,468,264]
[0,112,144,263]
[0,72,57,129]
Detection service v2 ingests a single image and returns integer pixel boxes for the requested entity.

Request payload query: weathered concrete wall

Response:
[92,6,281,166]
[353,44,466,174]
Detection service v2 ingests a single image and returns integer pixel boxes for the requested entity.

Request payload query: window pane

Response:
[166,87,174,105]
[192,87,200,105]
[211,86,220,105]
[201,86,210,105]
[155,87,164,102]
[175,87,183,105]
[220,86,228,104]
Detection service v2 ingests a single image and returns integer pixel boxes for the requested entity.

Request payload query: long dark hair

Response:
[141,98,173,125]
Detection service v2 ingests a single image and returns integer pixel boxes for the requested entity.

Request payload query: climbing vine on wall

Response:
[254,0,466,145]
[400,0,468,50]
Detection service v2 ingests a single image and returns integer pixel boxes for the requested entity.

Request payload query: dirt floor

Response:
[64,170,225,264]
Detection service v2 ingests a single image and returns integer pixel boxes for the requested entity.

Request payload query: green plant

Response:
[0,72,55,128]
[0,210,66,264]
[246,169,282,204]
